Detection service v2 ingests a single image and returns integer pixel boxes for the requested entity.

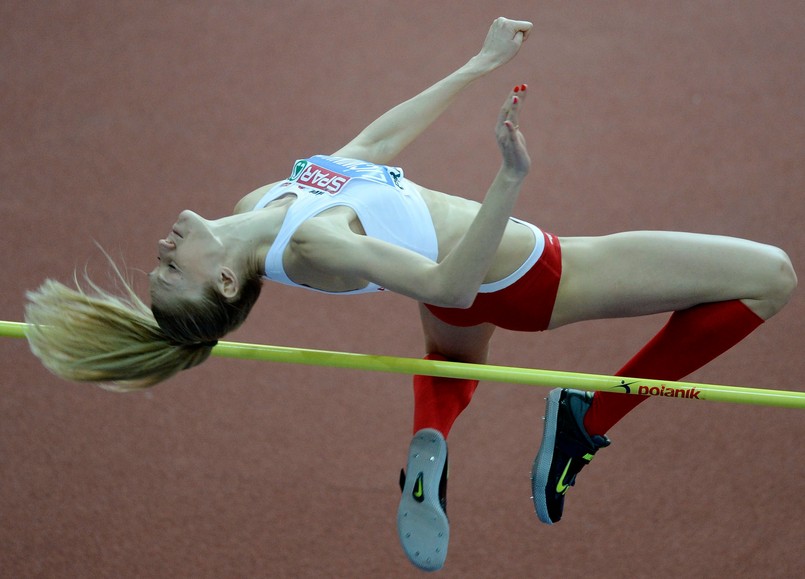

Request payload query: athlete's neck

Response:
[211,203,291,277]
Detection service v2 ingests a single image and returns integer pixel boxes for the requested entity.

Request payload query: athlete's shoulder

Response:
[233,180,284,214]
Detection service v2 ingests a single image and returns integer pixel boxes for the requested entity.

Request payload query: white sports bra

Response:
[253,155,439,294]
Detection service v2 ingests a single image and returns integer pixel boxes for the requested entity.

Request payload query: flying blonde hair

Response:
[25,259,218,392]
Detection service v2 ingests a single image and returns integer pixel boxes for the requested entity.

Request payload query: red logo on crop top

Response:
[290,160,351,194]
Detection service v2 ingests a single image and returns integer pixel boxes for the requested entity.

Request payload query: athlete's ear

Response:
[217,267,240,299]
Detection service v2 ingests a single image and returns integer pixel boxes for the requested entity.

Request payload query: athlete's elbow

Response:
[430,282,477,309]
[451,292,478,309]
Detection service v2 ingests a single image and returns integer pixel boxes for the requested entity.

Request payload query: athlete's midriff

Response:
[412,181,538,285]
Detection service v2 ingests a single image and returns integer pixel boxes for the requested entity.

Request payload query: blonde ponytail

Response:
[24,265,213,392]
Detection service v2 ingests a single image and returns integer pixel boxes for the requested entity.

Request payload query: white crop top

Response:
[253,155,440,294]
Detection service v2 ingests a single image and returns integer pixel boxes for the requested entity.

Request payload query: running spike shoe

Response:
[532,388,611,524]
[397,428,449,571]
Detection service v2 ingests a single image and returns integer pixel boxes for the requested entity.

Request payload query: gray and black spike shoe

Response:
[397,428,449,571]
[532,389,611,524]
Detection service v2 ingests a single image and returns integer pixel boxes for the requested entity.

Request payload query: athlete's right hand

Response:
[496,84,531,178]
[474,17,533,72]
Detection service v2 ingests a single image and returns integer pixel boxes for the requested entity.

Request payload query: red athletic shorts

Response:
[424,231,562,332]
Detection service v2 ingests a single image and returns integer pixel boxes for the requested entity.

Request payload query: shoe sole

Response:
[397,428,449,572]
[531,388,562,525]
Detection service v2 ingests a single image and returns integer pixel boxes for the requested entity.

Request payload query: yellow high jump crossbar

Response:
[2,320,803,409]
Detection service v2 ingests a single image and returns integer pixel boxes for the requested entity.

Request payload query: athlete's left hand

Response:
[496,84,530,178]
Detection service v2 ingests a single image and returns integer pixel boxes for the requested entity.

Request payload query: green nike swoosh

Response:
[556,460,573,494]
[413,473,424,502]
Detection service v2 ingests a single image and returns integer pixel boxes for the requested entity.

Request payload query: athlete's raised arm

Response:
[332,17,532,165]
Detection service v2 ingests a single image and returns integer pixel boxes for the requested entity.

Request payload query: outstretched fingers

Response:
[503,84,528,131]
[496,84,530,176]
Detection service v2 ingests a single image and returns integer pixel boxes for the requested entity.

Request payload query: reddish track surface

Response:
[2,2,803,577]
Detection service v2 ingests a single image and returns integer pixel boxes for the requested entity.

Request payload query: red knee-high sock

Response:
[583,300,764,436]
[413,353,479,438]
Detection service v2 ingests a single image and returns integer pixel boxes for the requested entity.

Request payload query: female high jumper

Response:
[25,17,796,572]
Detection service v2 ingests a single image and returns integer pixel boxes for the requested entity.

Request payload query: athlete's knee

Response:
[758,245,797,317]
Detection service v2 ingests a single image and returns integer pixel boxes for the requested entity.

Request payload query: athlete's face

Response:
[149,210,225,304]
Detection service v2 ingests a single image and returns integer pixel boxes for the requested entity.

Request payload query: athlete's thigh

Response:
[418,303,496,364]
[549,231,784,327]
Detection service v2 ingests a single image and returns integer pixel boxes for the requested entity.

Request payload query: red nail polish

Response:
[513,96,519,104]
[513,85,520,93]
[521,84,527,91]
